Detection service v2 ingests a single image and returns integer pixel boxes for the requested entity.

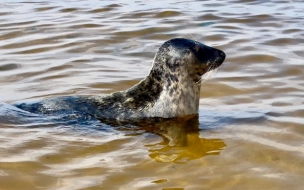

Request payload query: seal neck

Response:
[124,69,163,109]
[143,63,201,118]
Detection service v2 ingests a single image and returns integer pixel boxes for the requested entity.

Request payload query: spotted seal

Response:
[16,38,225,121]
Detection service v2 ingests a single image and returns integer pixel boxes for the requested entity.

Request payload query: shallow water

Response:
[0,0,304,189]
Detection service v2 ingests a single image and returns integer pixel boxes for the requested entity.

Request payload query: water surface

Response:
[0,0,304,189]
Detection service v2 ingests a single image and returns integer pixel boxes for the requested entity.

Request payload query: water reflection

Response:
[106,115,226,163]
[1,100,226,164]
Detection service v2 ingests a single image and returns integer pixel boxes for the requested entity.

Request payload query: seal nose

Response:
[218,50,226,62]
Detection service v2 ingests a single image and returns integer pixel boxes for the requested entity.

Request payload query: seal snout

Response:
[216,49,226,64]
[219,50,226,60]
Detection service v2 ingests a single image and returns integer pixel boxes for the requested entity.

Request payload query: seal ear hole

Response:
[195,45,201,52]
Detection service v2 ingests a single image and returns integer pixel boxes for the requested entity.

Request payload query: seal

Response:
[16,38,225,121]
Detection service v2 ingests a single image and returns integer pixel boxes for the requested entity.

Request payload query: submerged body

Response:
[16,38,225,121]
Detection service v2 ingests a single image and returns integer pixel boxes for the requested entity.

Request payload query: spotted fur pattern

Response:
[16,38,225,121]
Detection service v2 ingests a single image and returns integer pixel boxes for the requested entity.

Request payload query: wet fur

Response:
[16,38,225,121]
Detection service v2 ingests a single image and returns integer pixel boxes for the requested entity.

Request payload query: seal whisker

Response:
[200,65,219,84]
[195,77,202,84]
[188,33,198,45]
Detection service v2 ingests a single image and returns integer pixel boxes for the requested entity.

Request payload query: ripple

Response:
[59,8,79,13]
[0,63,20,71]
[265,38,304,46]
[155,10,182,18]
[34,6,58,12]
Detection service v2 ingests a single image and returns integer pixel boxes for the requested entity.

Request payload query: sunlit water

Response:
[0,0,304,189]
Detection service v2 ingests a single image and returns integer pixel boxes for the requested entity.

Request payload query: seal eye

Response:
[184,49,191,55]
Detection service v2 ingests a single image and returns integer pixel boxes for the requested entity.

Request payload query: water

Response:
[0,0,304,189]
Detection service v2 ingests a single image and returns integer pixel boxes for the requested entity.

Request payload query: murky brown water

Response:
[1,0,304,189]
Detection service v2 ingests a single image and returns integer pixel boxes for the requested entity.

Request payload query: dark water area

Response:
[0,0,304,189]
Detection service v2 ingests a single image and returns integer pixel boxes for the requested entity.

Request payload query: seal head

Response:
[153,38,225,84]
